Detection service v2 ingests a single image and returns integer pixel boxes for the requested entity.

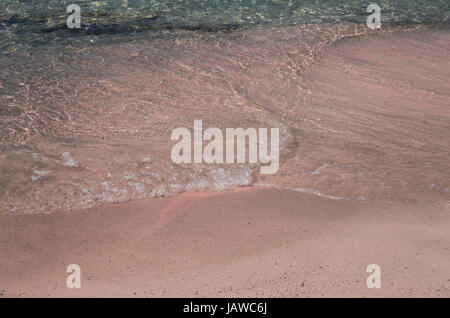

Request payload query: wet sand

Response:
[1,29,449,297]
[0,187,449,297]
[259,27,450,203]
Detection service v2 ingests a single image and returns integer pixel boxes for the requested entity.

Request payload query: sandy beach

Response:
[0,187,449,297]
[0,20,449,297]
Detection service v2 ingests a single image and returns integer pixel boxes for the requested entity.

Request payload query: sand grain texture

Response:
[0,187,449,297]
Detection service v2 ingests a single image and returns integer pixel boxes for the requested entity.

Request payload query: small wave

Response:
[0,144,255,215]
[254,183,350,201]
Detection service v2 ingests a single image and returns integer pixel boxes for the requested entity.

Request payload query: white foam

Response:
[31,170,53,181]
[311,163,329,175]
[254,183,349,201]
[61,152,78,167]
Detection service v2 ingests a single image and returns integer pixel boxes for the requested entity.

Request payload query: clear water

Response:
[0,1,449,214]
[1,0,448,54]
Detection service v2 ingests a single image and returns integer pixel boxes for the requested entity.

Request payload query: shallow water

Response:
[0,1,449,214]
[1,0,448,54]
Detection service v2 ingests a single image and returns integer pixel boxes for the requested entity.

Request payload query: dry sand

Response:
[0,187,449,297]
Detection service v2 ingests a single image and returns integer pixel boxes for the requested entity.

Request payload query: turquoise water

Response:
[1,0,449,54]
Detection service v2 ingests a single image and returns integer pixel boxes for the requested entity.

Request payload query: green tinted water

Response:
[1,0,448,53]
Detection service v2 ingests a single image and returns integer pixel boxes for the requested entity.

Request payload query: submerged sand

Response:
[2,26,449,214]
